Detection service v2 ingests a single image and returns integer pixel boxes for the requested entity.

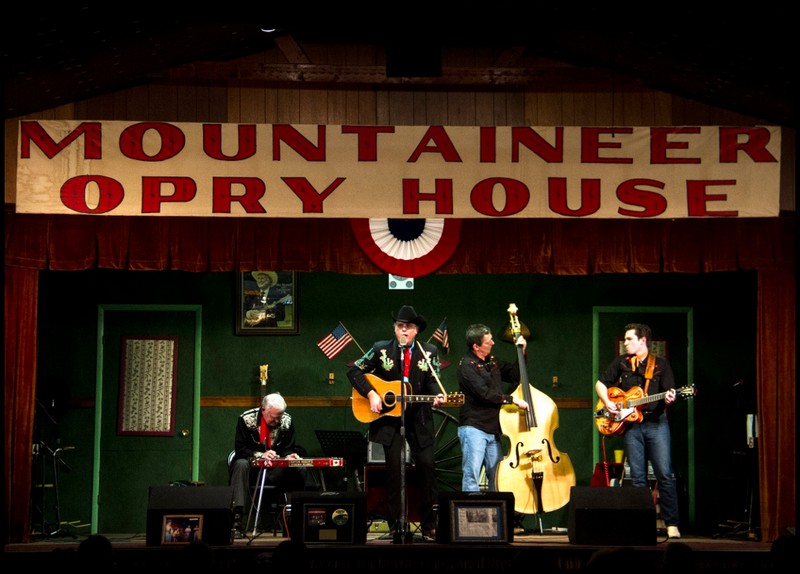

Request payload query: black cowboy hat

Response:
[392,305,427,334]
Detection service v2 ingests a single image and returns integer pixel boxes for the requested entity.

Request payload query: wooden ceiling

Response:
[4,10,796,126]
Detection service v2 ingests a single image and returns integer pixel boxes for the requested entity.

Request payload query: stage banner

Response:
[16,121,781,219]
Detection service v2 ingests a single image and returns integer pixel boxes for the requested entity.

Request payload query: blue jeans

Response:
[623,413,680,527]
[458,425,502,492]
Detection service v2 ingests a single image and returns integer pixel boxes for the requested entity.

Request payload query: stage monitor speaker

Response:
[435,491,515,544]
[567,486,656,545]
[289,491,367,544]
[146,485,233,546]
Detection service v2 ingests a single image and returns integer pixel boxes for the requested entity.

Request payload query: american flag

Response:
[433,320,449,353]
[317,323,354,359]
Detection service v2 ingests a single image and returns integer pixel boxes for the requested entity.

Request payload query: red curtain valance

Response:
[4,207,794,275]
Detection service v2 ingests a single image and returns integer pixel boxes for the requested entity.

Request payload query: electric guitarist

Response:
[594,323,683,539]
[347,305,444,542]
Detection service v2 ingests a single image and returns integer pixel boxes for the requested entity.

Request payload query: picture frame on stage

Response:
[236,271,299,335]
[162,514,203,544]
[449,499,509,543]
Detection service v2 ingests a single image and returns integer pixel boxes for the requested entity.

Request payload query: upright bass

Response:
[496,303,576,515]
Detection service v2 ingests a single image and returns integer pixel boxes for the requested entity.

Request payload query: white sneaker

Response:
[667,526,681,539]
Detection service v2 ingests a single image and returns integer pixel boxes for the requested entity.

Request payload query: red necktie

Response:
[403,346,411,380]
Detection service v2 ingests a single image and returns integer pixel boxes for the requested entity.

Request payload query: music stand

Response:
[315,430,367,491]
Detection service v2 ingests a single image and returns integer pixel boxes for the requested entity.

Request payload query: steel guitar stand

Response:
[245,466,271,544]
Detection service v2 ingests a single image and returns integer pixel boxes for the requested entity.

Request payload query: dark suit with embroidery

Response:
[348,338,441,531]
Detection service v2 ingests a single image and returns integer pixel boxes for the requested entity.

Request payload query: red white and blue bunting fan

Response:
[350,218,462,278]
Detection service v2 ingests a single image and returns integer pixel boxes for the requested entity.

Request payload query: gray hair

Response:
[262,392,287,412]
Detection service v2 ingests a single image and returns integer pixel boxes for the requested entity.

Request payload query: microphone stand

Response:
[395,339,412,544]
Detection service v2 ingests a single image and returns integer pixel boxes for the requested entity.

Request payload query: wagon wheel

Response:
[432,407,463,492]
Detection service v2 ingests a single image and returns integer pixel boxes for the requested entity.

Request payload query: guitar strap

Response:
[643,354,656,395]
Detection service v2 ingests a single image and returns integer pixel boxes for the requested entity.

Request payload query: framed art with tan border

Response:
[236,271,299,335]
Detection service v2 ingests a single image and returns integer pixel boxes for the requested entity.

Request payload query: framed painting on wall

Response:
[236,271,298,335]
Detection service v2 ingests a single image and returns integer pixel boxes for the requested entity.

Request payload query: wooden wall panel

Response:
[175,85,199,122]
[299,89,328,124]
[505,89,526,125]
[363,90,381,124]
[276,88,301,123]
[620,89,644,125]
[412,92,428,125]
[326,88,348,124]
[426,90,448,124]
[387,90,415,125]
[239,87,267,123]
[475,91,496,125]
[447,90,476,125]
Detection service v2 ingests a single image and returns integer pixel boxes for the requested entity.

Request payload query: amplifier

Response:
[146,486,233,546]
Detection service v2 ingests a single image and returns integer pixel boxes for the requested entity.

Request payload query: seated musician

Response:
[230,392,307,536]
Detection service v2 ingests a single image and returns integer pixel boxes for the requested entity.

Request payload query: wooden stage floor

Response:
[4,528,775,571]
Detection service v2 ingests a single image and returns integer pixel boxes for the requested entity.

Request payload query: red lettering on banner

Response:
[142,177,197,212]
[20,121,102,159]
[283,177,346,213]
[120,123,186,161]
[480,127,496,162]
[582,128,634,163]
[204,124,257,160]
[341,126,396,161]
[470,178,529,216]
[401,180,455,214]
[61,175,123,213]
[719,127,778,163]
[548,178,601,216]
[212,178,266,213]
[651,128,701,164]
[511,127,563,162]
[273,125,326,161]
[617,179,668,217]
[686,181,737,216]
[408,127,462,162]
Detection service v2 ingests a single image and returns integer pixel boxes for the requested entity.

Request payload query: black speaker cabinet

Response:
[289,491,367,544]
[567,486,656,545]
[146,486,233,546]
[435,491,515,544]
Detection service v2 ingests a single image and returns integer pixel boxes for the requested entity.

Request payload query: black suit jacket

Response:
[347,338,441,449]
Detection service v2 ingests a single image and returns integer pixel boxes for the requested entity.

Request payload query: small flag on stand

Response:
[317,322,354,359]
[433,320,449,353]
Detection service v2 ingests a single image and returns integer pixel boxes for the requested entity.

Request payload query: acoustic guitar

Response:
[351,373,464,423]
[594,385,696,436]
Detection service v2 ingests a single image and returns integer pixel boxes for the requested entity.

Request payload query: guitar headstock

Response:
[446,392,465,406]
[677,385,697,399]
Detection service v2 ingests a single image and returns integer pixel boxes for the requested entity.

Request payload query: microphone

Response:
[400,335,408,348]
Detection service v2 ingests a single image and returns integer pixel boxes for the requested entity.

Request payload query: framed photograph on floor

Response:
[449,499,509,543]
[236,271,298,335]
[162,514,203,544]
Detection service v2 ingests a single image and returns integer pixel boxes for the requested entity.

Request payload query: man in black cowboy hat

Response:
[348,305,445,542]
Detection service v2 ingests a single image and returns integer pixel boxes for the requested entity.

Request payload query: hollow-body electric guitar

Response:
[594,385,696,436]
[351,373,464,423]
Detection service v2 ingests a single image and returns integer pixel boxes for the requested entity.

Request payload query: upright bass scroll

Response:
[495,303,576,515]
